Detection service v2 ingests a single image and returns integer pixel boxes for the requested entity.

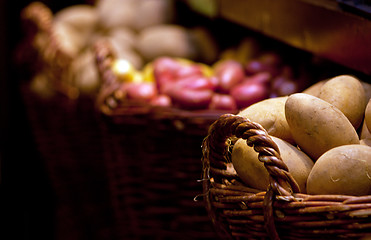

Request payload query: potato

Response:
[106,27,137,49]
[238,96,294,144]
[318,75,366,129]
[307,144,371,196]
[29,72,56,99]
[96,0,137,30]
[167,88,213,109]
[301,79,327,97]
[360,138,371,147]
[53,5,98,56]
[231,136,314,193]
[360,120,371,139]
[132,0,175,31]
[108,38,144,69]
[136,24,197,62]
[70,49,101,95]
[189,27,219,64]
[285,93,359,160]
[53,5,98,34]
[365,99,371,133]
[361,81,371,101]
[53,22,86,57]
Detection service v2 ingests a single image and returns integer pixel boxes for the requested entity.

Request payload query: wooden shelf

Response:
[185,0,371,75]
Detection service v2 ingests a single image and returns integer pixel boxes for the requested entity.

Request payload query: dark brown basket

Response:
[201,113,371,240]
[17,3,116,240]
[94,40,230,239]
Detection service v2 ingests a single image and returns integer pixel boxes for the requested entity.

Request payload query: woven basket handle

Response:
[93,40,123,114]
[21,2,53,36]
[21,2,77,99]
[203,114,300,240]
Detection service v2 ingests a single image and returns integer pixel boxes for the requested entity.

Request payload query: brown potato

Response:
[132,0,175,31]
[301,79,327,97]
[365,99,371,133]
[53,22,86,56]
[238,96,294,144]
[360,138,371,147]
[189,27,219,64]
[285,93,359,160]
[136,24,197,62]
[96,0,137,30]
[69,49,100,95]
[361,81,371,101]
[232,136,314,192]
[53,5,98,34]
[360,120,371,139]
[307,144,371,196]
[318,75,366,129]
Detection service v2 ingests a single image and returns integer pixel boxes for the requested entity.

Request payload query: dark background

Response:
[0,1,86,239]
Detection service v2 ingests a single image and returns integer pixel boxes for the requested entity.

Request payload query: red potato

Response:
[153,57,203,94]
[230,80,270,109]
[271,76,300,97]
[153,57,183,77]
[174,64,203,78]
[126,82,157,102]
[245,58,280,77]
[155,73,177,94]
[150,94,172,107]
[245,72,272,86]
[168,88,213,109]
[258,52,282,67]
[213,60,245,93]
[153,58,179,94]
[174,75,217,91]
[209,93,237,111]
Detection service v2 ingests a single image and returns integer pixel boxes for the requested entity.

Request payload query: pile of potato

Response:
[27,0,218,98]
[232,75,371,196]
[101,35,312,112]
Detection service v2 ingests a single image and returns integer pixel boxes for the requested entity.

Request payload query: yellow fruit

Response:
[111,59,138,82]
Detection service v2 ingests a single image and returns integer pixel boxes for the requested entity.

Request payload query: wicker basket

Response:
[201,113,371,240]
[94,40,230,239]
[17,3,116,240]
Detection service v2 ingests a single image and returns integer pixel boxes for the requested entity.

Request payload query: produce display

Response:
[99,37,311,113]
[21,0,218,99]
[231,74,371,195]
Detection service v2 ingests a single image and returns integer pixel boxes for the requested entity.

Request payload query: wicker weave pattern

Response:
[94,40,227,239]
[18,3,116,239]
[202,114,371,240]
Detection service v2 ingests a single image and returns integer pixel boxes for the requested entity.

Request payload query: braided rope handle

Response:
[21,2,77,99]
[93,40,124,114]
[202,114,300,240]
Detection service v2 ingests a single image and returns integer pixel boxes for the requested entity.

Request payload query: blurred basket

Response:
[17,3,116,240]
[94,40,228,239]
[201,113,371,240]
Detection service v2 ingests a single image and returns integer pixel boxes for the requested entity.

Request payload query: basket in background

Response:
[17,3,115,240]
[201,114,371,240]
[94,40,226,239]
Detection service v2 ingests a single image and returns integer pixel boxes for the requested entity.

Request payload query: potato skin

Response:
[360,120,371,139]
[231,136,314,193]
[301,79,327,97]
[136,25,197,62]
[238,96,294,144]
[307,144,371,196]
[285,93,359,160]
[361,81,371,101]
[360,138,371,147]
[318,75,366,129]
[365,99,371,133]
